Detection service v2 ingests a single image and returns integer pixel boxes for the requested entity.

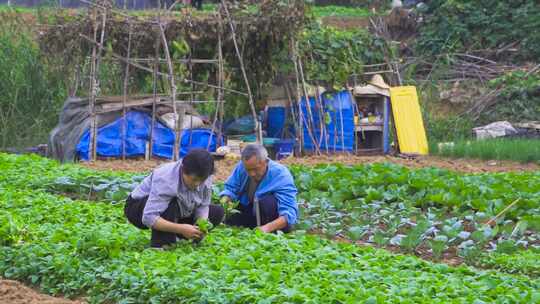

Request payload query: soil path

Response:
[80,155,540,181]
[0,279,83,304]
[321,16,371,29]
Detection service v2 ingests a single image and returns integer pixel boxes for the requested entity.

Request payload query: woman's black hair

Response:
[182,149,215,179]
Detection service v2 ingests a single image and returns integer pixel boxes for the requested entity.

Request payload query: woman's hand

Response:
[177,224,203,240]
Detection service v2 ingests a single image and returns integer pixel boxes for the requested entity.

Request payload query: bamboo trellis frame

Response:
[82,0,256,162]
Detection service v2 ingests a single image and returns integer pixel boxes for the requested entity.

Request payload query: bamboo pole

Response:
[296,55,320,155]
[188,53,195,148]
[314,82,329,154]
[87,3,108,162]
[207,23,224,150]
[284,82,300,153]
[79,34,248,98]
[149,32,161,159]
[338,90,346,153]
[217,20,225,149]
[293,55,319,155]
[291,55,305,155]
[332,99,337,154]
[92,4,108,161]
[87,7,99,162]
[157,16,180,160]
[301,67,328,153]
[220,1,261,143]
[121,20,133,160]
[298,59,321,154]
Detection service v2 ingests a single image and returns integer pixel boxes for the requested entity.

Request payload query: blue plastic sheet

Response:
[299,90,354,152]
[266,106,286,138]
[77,111,223,161]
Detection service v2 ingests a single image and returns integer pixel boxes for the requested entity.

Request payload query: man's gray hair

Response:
[241,144,268,161]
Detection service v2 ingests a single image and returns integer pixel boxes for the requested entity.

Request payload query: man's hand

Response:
[256,216,288,234]
[177,224,203,240]
[257,225,272,233]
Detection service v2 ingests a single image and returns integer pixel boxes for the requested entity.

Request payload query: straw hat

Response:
[369,74,390,89]
[353,84,390,97]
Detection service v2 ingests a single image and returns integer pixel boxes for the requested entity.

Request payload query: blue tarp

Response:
[300,90,354,152]
[77,111,223,161]
[266,106,286,138]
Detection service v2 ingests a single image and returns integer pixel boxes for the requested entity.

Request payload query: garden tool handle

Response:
[254,198,261,227]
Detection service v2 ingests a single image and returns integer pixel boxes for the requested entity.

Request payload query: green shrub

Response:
[300,23,391,86]
[478,71,540,124]
[417,0,540,62]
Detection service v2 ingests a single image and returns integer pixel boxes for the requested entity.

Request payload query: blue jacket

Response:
[220,160,299,225]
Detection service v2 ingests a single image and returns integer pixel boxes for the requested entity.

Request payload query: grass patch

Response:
[432,138,540,163]
[476,249,540,278]
[309,5,372,17]
[0,4,37,13]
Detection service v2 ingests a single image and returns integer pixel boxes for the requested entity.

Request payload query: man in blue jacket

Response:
[220,144,298,233]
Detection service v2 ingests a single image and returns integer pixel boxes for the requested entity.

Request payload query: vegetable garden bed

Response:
[1,153,540,302]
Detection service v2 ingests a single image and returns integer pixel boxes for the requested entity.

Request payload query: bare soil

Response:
[321,16,370,29]
[0,279,83,304]
[280,154,540,173]
[80,155,540,182]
